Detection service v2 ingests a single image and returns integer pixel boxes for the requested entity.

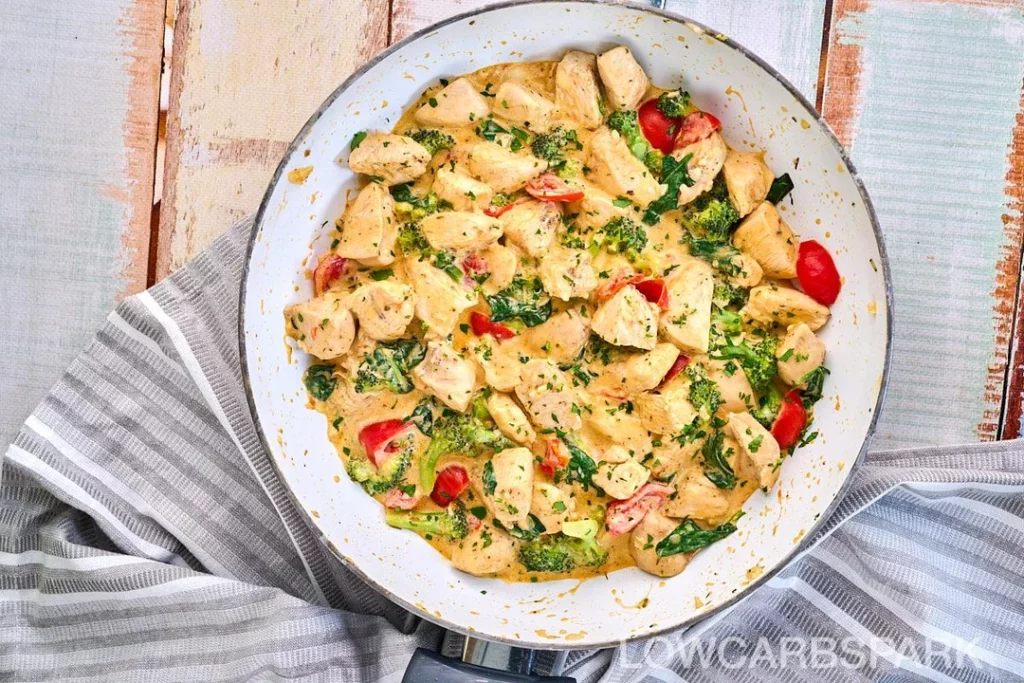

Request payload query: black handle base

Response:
[402,648,576,683]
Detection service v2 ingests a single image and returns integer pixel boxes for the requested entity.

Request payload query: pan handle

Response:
[401,646,575,683]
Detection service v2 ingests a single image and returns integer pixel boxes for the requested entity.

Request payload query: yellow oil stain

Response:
[694,596,704,609]
[835,395,842,411]
[288,166,314,184]
[793,529,806,544]
[837,461,846,471]
[534,629,559,641]
[800,119,811,130]
[311,510,320,519]
[867,301,878,316]
[565,631,587,642]
[333,475,341,483]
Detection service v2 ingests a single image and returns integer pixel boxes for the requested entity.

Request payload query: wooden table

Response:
[3,0,1023,452]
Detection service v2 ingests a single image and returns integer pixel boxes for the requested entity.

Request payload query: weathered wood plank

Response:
[0,0,163,448]
[998,89,1024,438]
[823,0,1024,448]
[157,0,390,278]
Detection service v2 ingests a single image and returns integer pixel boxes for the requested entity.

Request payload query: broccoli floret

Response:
[686,363,722,417]
[553,158,582,180]
[713,281,749,308]
[419,399,513,490]
[711,307,742,337]
[712,336,780,392]
[385,502,469,541]
[606,110,663,174]
[354,338,426,394]
[397,223,430,255]
[657,90,693,119]
[410,128,455,156]
[347,448,413,495]
[391,184,444,221]
[752,384,782,430]
[530,126,581,163]
[682,178,739,243]
[518,533,608,573]
[597,216,648,261]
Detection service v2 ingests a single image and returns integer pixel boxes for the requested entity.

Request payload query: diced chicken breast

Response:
[486,447,535,528]
[636,378,698,434]
[348,281,414,341]
[515,359,581,431]
[499,199,560,256]
[588,128,665,207]
[673,132,728,206]
[661,463,732,521]
[414,78,490,128]
[592,285,659,350]
[586,398,653,459]
[530,482,575,535]
[776,323,827,386]
[706,359,754,414]
[742,284,830,331]
[594,460,650,500]
[732,202,798,278]
[285,293,356,360]
[468,339,522,392]
[539,247,597,301]
[722,149,774,217]
[335,183,398,265]
[518,308,591,364]
[727,411,782,490]
[596,46,649,112]
[480,243,519,296]
[630,511,691,577]
[405,257,477,339]
[648,438,701,480]
[419,211,502,251]
[602,444,633,464]
[660,258,714,354]
[594,343,679,397]
[729,252,764,289]
[468,141,548,193]
[451,525,517,576]
[494,81,556,132]
[569,184,628,232]
[486,392,536,445]
[432,165,493,211]
[348,133,431,186]
[412,341,477,412]
[555,50,603,129]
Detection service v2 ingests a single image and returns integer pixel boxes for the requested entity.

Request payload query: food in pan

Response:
[284,46,841,582]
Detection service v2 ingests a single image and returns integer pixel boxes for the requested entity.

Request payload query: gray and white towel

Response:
[2,218,1023,682]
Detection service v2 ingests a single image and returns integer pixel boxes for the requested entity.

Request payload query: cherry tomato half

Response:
[637,99,679,154]
[539,437,569,478]
[675,111,722,148]
[359,419,414,469]
[633,278,669,310]
[605,483,674,536]
[796,240,842,305]
[484,202,515,218]
[313,254,347,296]
[596,273,644,300]
[525,173,584,202]
[469,311,516,340]
[771,390,807,450]
[430,465,470,507]
[659,354,691,387]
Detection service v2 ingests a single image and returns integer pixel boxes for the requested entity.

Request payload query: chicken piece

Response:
[630,511,692,578]
[727,411,782,490]
[673,132,728,206]
[405,257,477,340]
[518,308,591,364]
[592,285,659,350]
[660,258,714,354]
[596,46,649,112]
[486,447,535,528]
[494,81,556,132]
[539,247,597,302]
[348,133,431,186]
[486,392,536,445]
[594,461,650,500]
[419,211,502,252]
[706,359,754,414]
[514,359,581,431]
[729,252,764,289]
[432,165,493,212]
[348,281,414,342]
[570,184,628,232]
[335,183,398,266]
[499,199,560,256]
[732,202,798,278]
[412,342,476,412]
[776,323,827,386]
[648,438,701,480]
[587,128,664,207]
[586,397,653,459]
[722,149,774,217]
[480,243,519,296]
[593,343,679,397]
[530,483,574,534]
[602,444,633,464]
[661,462,732,521]
[451,525,518,576]
[468,141,548,194]
[468,339,522,392]
[555,50,603,129]
[635,378,698,435]
[285,293,356,360]
[414,78,490,128]
[742,284,830,331]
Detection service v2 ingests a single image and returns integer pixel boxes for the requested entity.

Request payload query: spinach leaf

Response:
[494,514,546,541]
[303,365,337,401]
[485,276,552,328]
[408,400,435,436]
[475,118,508,142]
[354,338,426,394]
[700,431,736,489]
[799,366,830,405]
[554,433,598,490]
[766,173,794,204]
[482,460,497,496]
[655,512,743,557]
[642,153,694,225]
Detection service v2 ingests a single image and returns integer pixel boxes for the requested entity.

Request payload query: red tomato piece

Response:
[633,278,669,310]
[313,254,347,296]
[796,240,842,305]
[525,173,584,202]
[539,438,569,478]
[461,253,489,277]
[605,483,674,536]
[383,488,420,510]
[675,111,722,148]
[469,311,516,340]
[430,465,470,507]
[358,419,414,469]
[659,354,690,387]
[771,390,807,450]
[637,99,680,154]
[484,202,515,218]
[595,272,644,300]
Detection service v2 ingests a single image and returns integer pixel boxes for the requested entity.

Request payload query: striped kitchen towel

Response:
[2,219,1023,682]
